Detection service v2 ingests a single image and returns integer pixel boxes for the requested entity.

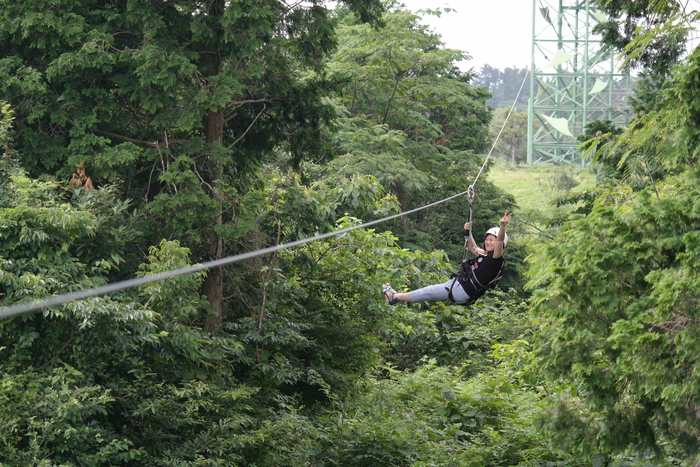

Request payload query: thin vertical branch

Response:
[256,218,282,364]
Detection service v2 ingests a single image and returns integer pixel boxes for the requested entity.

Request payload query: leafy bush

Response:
[311,361,568,467]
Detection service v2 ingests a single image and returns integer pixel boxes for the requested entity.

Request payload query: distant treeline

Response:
[473,64,530,110]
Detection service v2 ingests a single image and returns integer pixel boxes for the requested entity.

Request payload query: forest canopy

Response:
[2,0,700,466]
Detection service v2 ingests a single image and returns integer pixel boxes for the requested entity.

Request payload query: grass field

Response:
[485,158,597,210]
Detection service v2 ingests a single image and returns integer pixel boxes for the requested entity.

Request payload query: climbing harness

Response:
[446,255,505,306]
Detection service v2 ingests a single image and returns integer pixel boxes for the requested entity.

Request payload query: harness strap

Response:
[469,266,488,290]
[445,276,469,305]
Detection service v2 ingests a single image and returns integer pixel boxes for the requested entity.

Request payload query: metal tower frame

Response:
[527,0,631,165]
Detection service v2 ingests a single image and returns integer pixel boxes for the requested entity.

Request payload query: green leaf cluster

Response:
[311,361,566,467]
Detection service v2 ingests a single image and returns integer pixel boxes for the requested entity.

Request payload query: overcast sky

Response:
[397,0,533,72]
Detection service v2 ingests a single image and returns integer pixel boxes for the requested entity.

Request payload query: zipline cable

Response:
[462,68,528,263]
[0,188,471,321]
[468,68,530,191]
[0,70,531,322]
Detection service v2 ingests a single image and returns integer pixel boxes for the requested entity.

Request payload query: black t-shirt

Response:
[461,251,504,296]
[472,251,504,285]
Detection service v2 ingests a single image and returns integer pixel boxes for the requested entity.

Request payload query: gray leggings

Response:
[409,278,470,304]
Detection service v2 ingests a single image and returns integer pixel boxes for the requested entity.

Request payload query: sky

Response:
[397,0,533,72]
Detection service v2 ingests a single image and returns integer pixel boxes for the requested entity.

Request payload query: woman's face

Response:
[484,234,498,251]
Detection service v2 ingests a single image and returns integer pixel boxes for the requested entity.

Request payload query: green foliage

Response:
[309,169,402,223]
[591,0,691,74]
[578,119,626,183]
[523,28,700,464]
[312,361,569,467]
[628,71,675,114]
[0,167,128,309]
[473,65,530,110]
[386,288,532,374]
[224,216,421,399]
[0,170,278,465]
[0,101,13,158]
[0,367,143,466]
[0,0,383,175]
[587,47,700,192]
[0,3,574,466]
[490,109,531,165]
[0,239,291,466]
[529,175,700,459]
[0,0,387,327]
[584,114,672,189]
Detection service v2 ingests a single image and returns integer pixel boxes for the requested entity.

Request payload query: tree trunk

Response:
[394,183,411,235]
[201,0,227,331]
[203,108,225,331]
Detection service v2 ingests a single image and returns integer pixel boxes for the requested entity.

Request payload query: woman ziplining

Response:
[382,210,512,306]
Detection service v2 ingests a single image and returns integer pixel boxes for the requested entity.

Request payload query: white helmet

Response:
[485,227,508,248]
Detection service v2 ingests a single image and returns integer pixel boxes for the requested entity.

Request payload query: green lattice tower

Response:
[527,0,631,165]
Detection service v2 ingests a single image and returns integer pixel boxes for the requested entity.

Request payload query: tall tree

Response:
[489,109,529,165]
[529,42,700,463]
[0,0,383,328]
[322,5,511,259]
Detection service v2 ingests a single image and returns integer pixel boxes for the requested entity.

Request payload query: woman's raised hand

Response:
[500,210,512,227]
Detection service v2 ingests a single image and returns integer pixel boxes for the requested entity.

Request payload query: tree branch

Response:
[224,98,278,116]
[228,104,267,148]
[256,219,282,364]
[89,128,189,148]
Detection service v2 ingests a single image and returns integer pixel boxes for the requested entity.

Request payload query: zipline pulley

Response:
[464,185,475,262]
